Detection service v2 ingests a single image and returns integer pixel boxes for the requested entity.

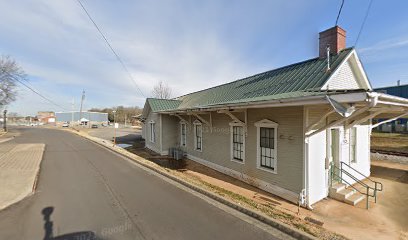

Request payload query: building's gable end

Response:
[325,60,361,89]
[141,100,152,118]
[321,50,372,91]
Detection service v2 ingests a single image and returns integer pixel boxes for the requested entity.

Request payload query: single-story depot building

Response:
[141,26,408,207]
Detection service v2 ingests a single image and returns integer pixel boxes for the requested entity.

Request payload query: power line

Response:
[76,0,146,98]
[355,0,373,47]
[335,0,345,26]
[15,78,70,111]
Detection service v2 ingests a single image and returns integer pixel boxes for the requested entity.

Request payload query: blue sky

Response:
[1,0,407,116]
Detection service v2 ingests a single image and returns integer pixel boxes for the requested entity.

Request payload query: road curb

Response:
[70,129,316,240]
[32,145,45,193]
[0,131,10,143]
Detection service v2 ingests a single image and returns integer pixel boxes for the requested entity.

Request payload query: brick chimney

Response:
[319,26,346,58]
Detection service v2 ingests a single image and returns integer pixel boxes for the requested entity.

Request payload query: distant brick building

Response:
[37,111,55,124]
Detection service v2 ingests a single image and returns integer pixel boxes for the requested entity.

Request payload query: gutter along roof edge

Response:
[156,90,374,113]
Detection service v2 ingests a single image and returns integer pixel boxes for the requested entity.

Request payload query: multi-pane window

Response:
[149,122,155,143]
[255,120,278,173]
[180,123,187,147]
[259,127,275,170]
[232,126,244,161]
[194,124,202,151]
[349,127,357,163]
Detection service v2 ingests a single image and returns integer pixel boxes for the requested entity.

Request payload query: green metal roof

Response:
[146,98,182,112]
[147,48,354,112]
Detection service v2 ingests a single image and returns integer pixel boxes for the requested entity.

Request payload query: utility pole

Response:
[3,109,7,132]
[79,90,85,125]
[112,110,117,146]
[71,98,75,125]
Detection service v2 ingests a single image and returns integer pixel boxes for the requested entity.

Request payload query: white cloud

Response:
[1,0,312,115]
[359,37,408,53]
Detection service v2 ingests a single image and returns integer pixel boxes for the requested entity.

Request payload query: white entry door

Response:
[330,128,341,183]
[330,129,340,166]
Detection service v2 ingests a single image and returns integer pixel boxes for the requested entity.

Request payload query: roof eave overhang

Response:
[156,92,371,114]
[155,91,408,115]
[376,92,408,105]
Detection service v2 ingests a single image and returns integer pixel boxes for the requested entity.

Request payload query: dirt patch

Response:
[371,132,408,154]
[372,165,408,183]
[370,164,408,233]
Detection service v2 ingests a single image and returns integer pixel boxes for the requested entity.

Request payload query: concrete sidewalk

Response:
[0,132,12,144]
[0,143,45,210]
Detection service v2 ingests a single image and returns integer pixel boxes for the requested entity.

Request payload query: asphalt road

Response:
[0,127,290,240]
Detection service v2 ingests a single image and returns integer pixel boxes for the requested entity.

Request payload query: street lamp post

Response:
[112,110,116,146]
[3,110,7,132]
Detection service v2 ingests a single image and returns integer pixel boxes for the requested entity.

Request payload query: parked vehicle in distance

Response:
[91,124,98,128]
[62,122,69,127]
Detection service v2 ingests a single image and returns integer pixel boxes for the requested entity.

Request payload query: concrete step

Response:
[329,182,372,207]
[339,188,355,198]
[345,193,366,206]
[336,188,355,200]
[331,183,346,193]
[329,184,356,201]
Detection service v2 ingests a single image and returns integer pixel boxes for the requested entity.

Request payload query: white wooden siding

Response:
[306,105,329,204]
[307,129,327,204]
[340,125,371,183]
[324,60,361,90]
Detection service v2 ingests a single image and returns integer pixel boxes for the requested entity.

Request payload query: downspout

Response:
[306,138,313,210]
[303,107,314,210]
[366,92,379,134]
[160,114,163,155]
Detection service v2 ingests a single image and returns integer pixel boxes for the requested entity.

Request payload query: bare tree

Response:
[0,55,26,107]
[151,81,173,99]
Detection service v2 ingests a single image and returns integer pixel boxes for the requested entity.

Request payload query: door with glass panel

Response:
[330,129,340,182]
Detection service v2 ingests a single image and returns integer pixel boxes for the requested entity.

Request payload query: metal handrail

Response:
[331,167,367,196]
[330,162,383,209]
[332,164,375,195]
[340,169,380,197]
[341,162,383,191]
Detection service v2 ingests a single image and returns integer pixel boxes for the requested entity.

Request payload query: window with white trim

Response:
[349,127,357,163]
[260,127,275,169]
[255,119,278,173]
[230,122,245,162]
[149,121,155,143]
[180,122,187,147]
[193,121,202,151]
